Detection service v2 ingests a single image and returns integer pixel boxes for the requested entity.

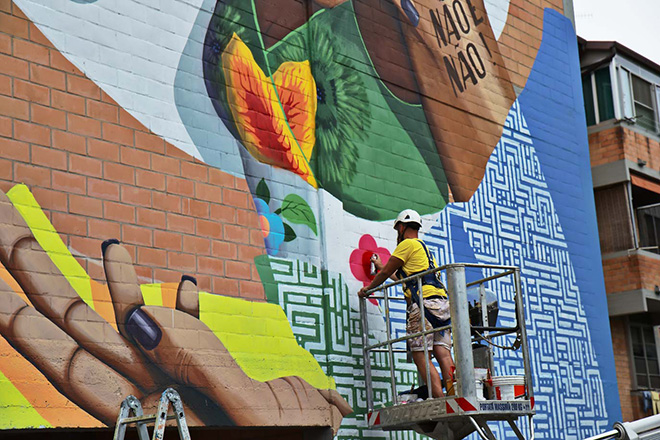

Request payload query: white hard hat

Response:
[394,209,422,229]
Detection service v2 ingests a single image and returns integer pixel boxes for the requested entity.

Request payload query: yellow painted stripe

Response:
[140,283,164,306]
[0,369,52,429]
[6,185,94,309]
[199,292,335,390]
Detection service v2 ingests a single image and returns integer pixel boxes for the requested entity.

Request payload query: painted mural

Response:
[0,0,619,439]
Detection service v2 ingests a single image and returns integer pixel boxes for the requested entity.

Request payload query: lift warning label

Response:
[478,401,531,412]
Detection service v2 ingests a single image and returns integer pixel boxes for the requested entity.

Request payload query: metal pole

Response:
[418,275,432,398]
[447,265,476,399]
[359,297,374,410]
[514,269,534,406]
[384,286,397,403]
[479,282,495,374]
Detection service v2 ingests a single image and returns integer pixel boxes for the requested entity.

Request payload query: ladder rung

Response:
[120,414,177,425]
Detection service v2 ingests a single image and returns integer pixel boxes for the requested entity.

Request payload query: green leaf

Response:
[283,223,297,242]
[280,194,318,235]
[256,178,270,204]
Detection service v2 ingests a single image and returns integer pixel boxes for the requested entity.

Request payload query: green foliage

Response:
[256,178,270,204]
[283,223,297,242]
[279,194,318,235]
[271,22,370,189]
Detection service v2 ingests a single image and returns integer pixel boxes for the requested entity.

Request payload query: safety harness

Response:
[397,240,450,329]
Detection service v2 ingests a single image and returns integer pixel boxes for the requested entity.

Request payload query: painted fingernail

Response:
[102,238,120,256]
[126,308,162,350]
[181,274,197,286]
[401,0,419,27]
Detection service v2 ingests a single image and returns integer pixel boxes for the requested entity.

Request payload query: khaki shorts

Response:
[406,298,452,352]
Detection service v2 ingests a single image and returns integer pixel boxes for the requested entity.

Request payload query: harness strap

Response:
[397,240,449,329]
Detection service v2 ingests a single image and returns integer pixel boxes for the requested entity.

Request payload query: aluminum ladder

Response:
[113,388,191,440]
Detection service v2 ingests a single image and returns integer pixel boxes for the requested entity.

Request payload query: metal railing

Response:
[359,263,534,418]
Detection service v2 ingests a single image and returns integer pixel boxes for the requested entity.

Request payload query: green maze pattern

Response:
[266,257,425,439]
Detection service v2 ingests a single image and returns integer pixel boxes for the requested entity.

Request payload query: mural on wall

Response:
[0,184,350,429]
[1,0,620,439]
[202,0,544,219]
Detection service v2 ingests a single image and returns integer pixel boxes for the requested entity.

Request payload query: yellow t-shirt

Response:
[391,239,447,299]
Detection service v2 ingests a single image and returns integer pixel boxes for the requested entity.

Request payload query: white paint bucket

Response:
[474,368,489,401]
[490,376,525,400]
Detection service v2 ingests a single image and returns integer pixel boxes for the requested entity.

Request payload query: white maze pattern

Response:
[269,101,609,439]
[426,101,609,439]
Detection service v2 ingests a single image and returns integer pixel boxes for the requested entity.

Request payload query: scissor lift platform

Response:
[368,396,534,439]
[360,264,535,440]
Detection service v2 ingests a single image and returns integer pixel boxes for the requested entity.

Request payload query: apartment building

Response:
[580,37,660,420]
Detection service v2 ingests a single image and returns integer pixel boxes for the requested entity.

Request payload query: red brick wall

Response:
[0,1,266,299]
[590,126,660,171]
[602,252,660,295]
[610,317,647,421]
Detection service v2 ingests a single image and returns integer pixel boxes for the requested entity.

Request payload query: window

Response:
[632,180,660,253]
[637,203,660,252]
[595,68,616,121]
[620,68,659,132]
[633,75,656,131]
[582,73,596,125]
[630,323,660,389]
[582,67,615,126]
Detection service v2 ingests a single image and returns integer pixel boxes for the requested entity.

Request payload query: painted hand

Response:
[0,192,351,431]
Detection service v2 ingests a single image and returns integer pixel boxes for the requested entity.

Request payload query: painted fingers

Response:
[0,193,163,392]
[102,239,352,429]
[130,305,350,430]
[0,278,142,423]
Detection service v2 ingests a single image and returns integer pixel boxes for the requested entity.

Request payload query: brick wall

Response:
[610,317,645,421]
[0,1,265,299]
[590,125,660,171]
[601,252,660,294]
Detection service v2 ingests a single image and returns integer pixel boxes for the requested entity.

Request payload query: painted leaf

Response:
[280,194,317,235]
[283,222,297,242]
[256,178,270,204]
[221,33,318,187]
[272,61,316,166]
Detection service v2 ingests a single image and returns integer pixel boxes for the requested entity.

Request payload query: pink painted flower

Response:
[350,235,391,305]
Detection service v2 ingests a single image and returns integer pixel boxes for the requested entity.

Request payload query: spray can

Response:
[370,253,377,276]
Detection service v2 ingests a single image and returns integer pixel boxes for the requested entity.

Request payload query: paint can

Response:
[474,368,488,401]
[489,376,525,400]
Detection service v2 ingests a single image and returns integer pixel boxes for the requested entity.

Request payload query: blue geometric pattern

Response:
[423,100,609,439]
[269,100,610,439]
[268,10,617,440]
